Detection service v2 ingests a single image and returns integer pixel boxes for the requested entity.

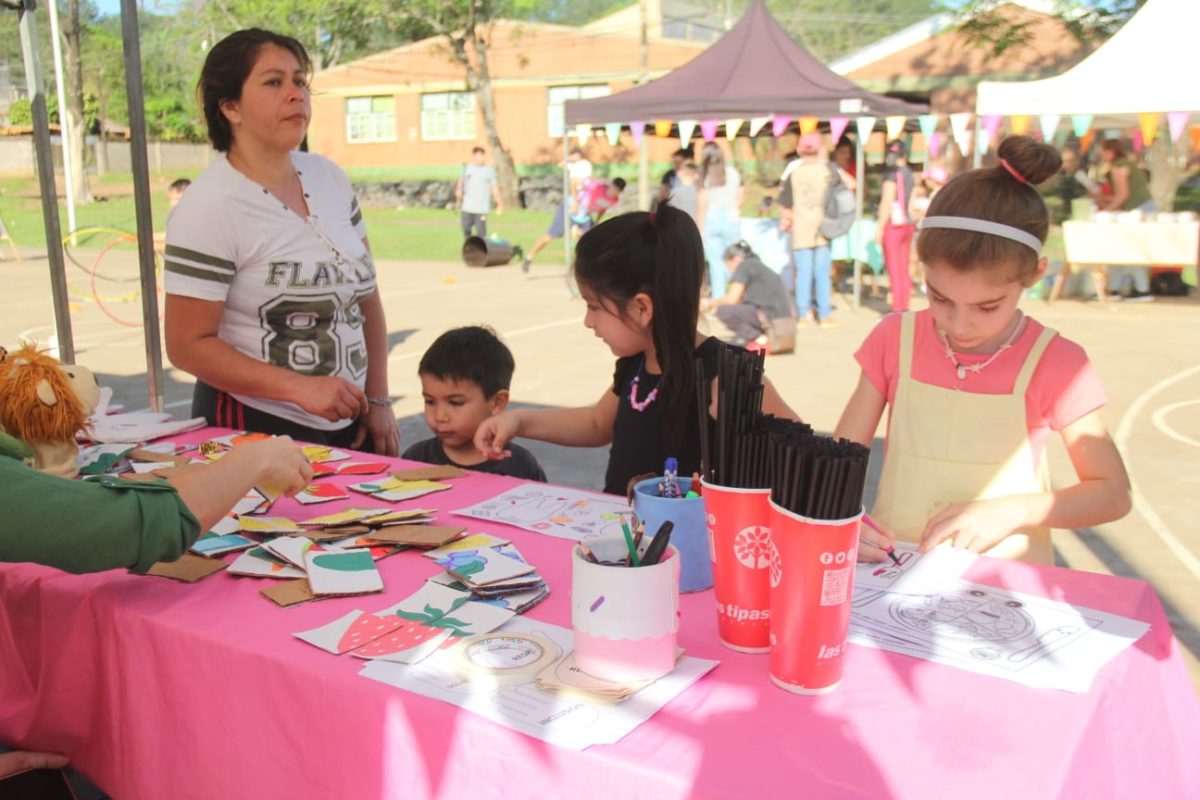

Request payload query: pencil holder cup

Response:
[702,481,773,653]
[571,534,680,682]
[767,499,863,695]
[633,477,713,593]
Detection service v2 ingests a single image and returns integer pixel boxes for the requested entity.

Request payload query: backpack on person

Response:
[819,164,856,240]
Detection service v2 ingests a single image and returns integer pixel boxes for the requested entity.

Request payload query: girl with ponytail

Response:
[836,136,1131,565]
[475,203,796,495]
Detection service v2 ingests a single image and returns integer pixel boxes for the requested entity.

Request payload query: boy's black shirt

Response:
[401,437,547,483]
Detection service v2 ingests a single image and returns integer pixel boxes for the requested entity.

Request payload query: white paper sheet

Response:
[847,579,1150,692]
[853,543,977,595]
[358,617,718,750]
[453,485,631,542]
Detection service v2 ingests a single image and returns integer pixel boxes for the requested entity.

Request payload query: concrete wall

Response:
[0,136,213,177]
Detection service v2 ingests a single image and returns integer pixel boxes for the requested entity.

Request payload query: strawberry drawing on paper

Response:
[336,461,389,476]
[349,620,450,660]
[335,612,404,653]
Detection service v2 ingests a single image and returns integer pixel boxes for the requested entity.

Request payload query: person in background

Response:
[779,132,838,327]
[703,241,794,347]
[524,177,625,271]
[908,165,947,296]
[696,141,744,299]
[655,147,691,208]
[876,139,916,312]
[167,178,191,208]
[403,326,546,481]
[163,29,399,455]
[832,137,858,188]
[1096,138,1154,298]
[668,161,699,223]
[456,146,503,240]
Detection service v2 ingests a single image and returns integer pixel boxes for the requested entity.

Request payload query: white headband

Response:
[919,216,1043,253]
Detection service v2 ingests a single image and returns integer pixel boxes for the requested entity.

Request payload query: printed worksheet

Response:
[453,485,631,541]
[847,579,1149,692]
[853,543,978,595]
[358,617,718,750]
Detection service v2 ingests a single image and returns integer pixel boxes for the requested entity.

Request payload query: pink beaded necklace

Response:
[628,372,659,411]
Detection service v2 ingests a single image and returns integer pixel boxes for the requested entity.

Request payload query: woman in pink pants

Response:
[876,140,916,312]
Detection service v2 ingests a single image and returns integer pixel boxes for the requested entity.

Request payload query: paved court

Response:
[5,248,1199,686]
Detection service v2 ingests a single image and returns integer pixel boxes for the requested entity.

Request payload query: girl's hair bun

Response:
[996,135,1062,186]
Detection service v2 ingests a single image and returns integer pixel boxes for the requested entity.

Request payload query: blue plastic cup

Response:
[633,477,713,593]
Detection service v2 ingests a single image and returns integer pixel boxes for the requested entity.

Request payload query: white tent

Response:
[976,0,1200,117]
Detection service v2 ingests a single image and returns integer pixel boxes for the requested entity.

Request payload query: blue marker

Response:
[661,457,681,498]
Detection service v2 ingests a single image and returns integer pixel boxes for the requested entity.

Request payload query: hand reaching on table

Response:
[857,516,897,563]
[919,496,1029,555]
[293,376,368,423]
[474,411,520,462]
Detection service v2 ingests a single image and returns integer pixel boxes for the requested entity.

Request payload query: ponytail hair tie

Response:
[648,211,657,224]
[999,158,1029,185]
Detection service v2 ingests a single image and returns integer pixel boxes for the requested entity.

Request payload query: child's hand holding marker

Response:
[858,514,900,564]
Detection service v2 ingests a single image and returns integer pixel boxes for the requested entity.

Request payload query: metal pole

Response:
[972,115,982,169]
[45,0,76,243]
[18,0,74,363]
[120,0,164,412]
[853,125,866,311]
[637,0,650,211]
[562,129,573,295]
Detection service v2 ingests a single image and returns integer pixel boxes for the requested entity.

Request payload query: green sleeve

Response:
[0,456,202,574]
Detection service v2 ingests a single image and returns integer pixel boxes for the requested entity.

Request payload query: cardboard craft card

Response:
[227,548,306,579]
[78,443,136,475]
[364,525,466,548]
[209,514,240,536]
[426,572,547,604]
[390,465,467,482]
[261,579,316,608]
[305,550,384,596]
[294,609,405,655]
[294,483,351,505]
[305,524,373,543]
[347,478,451,503]
[336,461,390,476]
[232,488,271,517]
[239,516,305,535]
[263,536,320,569]
[323,536,404,561]
[127,447,192,467]
[299,507,392,528]
[432,547,536,587]
[129,461,175,474]
[366,508,439,526]
[309,461,339,478]
[302,445,351,464]
[145,553,227,583]
[134,441,192,456]
[190,533,257,558]
[422,533,510,557]
[348,625,453,664]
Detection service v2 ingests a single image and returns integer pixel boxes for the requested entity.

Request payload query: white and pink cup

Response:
[571,534,680,682]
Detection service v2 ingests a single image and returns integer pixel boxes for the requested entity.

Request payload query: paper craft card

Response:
[145,553,227,583]
[77,443,135,475]
[422,533,510,557]
[349,624,453,664]
[367,508,439,526]
[432,547,536,587]
[239,516,305,535]
[129,460,175,474]
[390,465,467,481]
[227,547,306,579]
[301,445,351,463]
[209,514,240,536]
[190,533,257,558]
[299,507,392,528]
[365,525,466,548]
[309,461,339,478]
[231,488,271,517]
[294,483,351,505]
[375,581,518,639]
[853,543,978,596]
[335,461,390,476]
[294,610,405,654]
[306,525,373,543]
[427,574,550,615]
[348,478,451,502]
[261,579,316,608]
[263,536,320,569]
[453,485,631,541]
[305,550,384,596]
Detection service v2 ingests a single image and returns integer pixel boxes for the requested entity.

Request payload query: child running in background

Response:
[477,203,799,496]
[403,326,546,482]
[834,136,1131,564]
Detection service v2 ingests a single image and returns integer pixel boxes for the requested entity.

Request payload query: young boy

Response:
[402,326,547,481]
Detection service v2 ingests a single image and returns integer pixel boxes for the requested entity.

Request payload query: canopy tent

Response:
[976,0,1200,118]
[564,0,925,125]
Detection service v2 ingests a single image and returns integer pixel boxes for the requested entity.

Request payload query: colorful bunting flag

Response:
[629,120,646,146]
[771,115,791,137]
[855,116,876,141]
[918,114,938,140]
[885,116,906,141]
[678,120,697,147]
[700,119,719,141]
[1167,112,1190,143]
[725,119,744,140]
[949,113,972,155]
[1070,114,1093,138]
[604,123,621,146]
[654,119,672,137]
[574,124,591,142]
[1191,125,1200,151]
[1009,115,1030,136]
[829,116,849,143]
[1132,129,1144,153]
[1138,112,1159,147]
[1038,114,1060,143]
[982,114,1002,141]
[749,116,770,137]
[1079,129,1096,153]
[928,131,942,159]
[798,117,819,135]
[978,126,993,155]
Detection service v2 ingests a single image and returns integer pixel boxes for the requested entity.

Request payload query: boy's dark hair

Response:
[472,146,485,155]
[918,135,1061,284]
[574,202,704,452]
[197,29,311,152]
[612,177,627,191]
[418,326,514,398]
[168,178,192,193]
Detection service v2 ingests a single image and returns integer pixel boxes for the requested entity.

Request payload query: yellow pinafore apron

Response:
[872,312,1056,564]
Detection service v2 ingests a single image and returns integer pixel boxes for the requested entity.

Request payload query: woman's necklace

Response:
[628,369,659,412]
[938,312,1027,380]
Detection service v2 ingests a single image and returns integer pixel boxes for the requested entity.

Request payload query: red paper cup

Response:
[702,481,773,653]
[768,499,862,694]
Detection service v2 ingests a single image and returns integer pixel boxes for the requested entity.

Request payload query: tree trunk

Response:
[1145,135,1187,212]
[62,0,93,203]
[471,32,519,209]
[94,68,108,175]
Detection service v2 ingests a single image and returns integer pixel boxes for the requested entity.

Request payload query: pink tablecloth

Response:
[2,428,1198,799]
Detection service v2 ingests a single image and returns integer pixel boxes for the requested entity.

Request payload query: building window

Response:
[345,95,396,143]
[547,84,610,137]
[420,92,475,141]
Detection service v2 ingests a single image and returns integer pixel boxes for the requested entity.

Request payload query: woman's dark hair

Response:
[198,29,312,152]
[722,240,756,262]
[917,135,1061,283]
[574,203,704,452]
[1100,138,1127,160]
[699,142,726,188]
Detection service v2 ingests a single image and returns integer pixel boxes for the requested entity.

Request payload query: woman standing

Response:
[696,142,744,298]
[875,140,916,312]
[164,29,399,454]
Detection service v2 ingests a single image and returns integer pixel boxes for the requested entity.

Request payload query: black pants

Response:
[715,304,767,343]
[461,211,488,239]
[191,380,357,447]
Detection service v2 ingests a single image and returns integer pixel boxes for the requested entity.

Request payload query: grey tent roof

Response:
[565,0,926,125]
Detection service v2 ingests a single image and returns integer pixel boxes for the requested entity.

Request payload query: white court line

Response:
[1150,400,1200,449]
[1115,364,1200,581]
[386,316,581,363]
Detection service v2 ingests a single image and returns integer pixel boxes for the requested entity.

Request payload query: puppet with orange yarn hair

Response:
[0,344,100,477]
